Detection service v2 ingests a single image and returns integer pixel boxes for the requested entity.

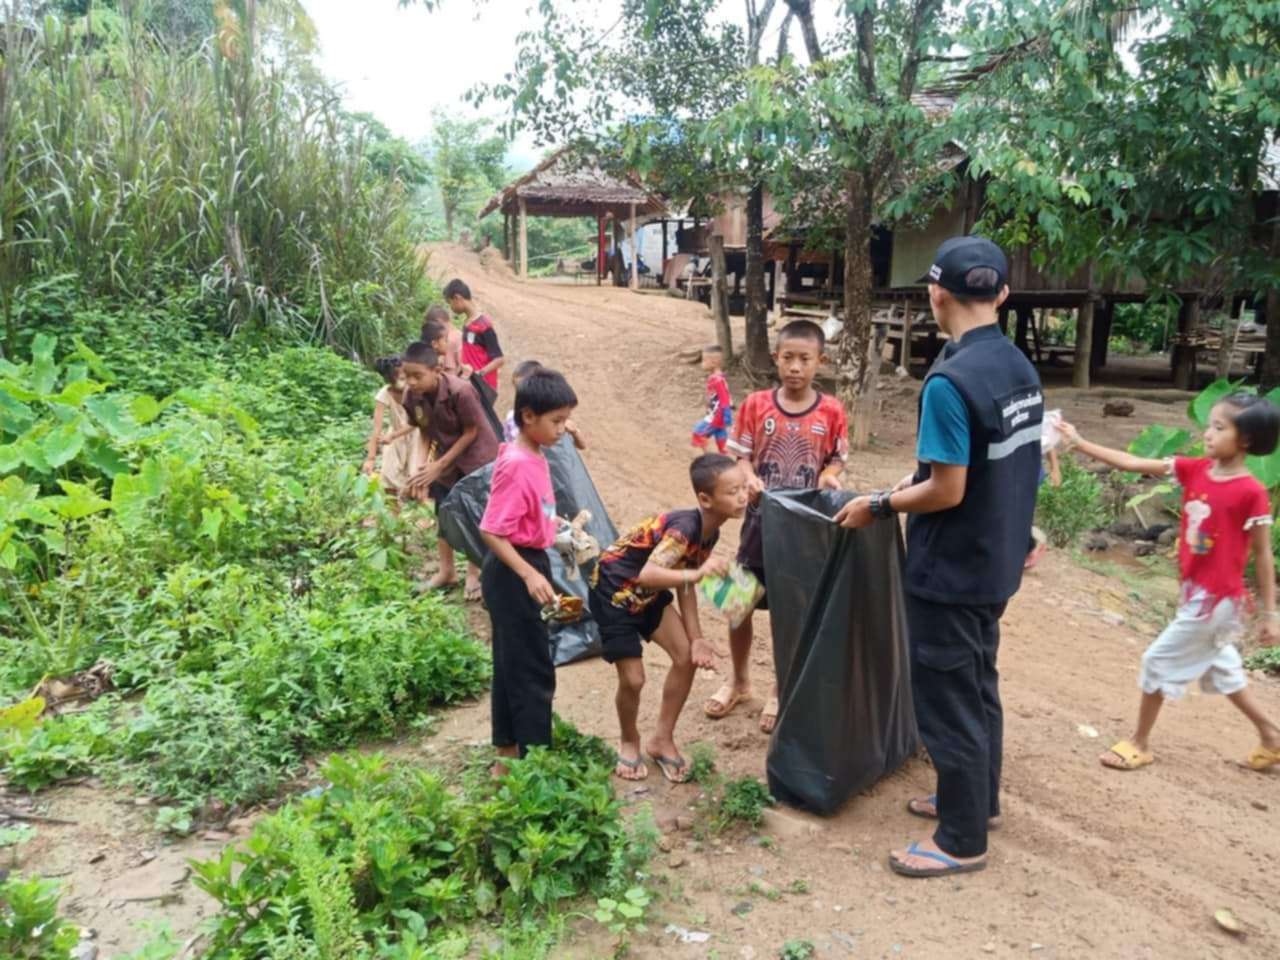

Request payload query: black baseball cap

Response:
[920,236,1009,297]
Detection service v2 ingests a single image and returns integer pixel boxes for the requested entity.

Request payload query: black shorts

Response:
[588,588,674,663]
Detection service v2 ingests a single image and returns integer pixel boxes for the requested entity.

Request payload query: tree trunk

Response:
[710,235,733,360]
[444,200,455,242]
[744,183,771,373]
[838,170,876,449]
[1173,297,1200,391]
[1073,299,1094,389]
[517,197,528,279]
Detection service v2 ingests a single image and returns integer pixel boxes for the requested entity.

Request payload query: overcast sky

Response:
[306,0,544,168]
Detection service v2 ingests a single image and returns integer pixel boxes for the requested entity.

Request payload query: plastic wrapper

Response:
[438,435,619,665]
[761,489,919,814]
[699,564,764,629]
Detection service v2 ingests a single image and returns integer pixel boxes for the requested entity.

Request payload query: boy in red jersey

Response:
[1062,394,1280,773]
[444,278,505,391]
[704,320,847,734]
[691,345,733,454]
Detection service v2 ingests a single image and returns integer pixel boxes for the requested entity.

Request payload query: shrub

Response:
[1035,455,1106,548]
[193,733,653,958]
[0,873,80,960]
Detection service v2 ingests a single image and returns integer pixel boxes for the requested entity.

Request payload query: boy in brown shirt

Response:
[400,339,500,599]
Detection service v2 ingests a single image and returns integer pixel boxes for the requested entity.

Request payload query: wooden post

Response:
[612,217,624,286]
[901,299,913,370]
[628,204,639,290]
[1090,299,1113,373]
[710,235,733,360]
[771,258,785,325]
[518,197,528,280]
[597,213,605,286]
[661,219,668,272]
[503,212,510,262]
[1173,297,1200,390]
[1073,298,1095,389]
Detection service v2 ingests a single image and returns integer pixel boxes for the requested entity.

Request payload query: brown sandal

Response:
[704,684,750,719]
[759,697,779,733]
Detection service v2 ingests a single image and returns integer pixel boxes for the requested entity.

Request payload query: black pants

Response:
[907,594,1006,858]
[482,547,555,756]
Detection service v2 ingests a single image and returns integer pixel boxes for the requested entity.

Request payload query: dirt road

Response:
[19,244,1278,958]
[429,244,1280,959]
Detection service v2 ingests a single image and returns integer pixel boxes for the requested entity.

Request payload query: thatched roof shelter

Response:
[478,148,667,284]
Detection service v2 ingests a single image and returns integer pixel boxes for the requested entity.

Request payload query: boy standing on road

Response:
[401,340,500,600]
[444,278,505,392]
[836,237,1043,879]
[705,320,847,734]
[691,345,733,454]
[479,368,579,771]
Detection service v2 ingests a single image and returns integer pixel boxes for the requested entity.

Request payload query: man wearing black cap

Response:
[835,236,1043,878]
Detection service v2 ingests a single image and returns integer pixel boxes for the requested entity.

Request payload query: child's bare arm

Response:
[635,554,728,590]
[1251,524,1278,644]
[819,460,843,491]
[365,403,386,471]
[1059,421,1169,476]
[1047,447,1062,486]
[566,419,587,451]
[480,531,556,605]
[383,423,417,444]
[675,583,715,669]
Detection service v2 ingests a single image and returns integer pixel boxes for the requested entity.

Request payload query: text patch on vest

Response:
[990,387,1043,461]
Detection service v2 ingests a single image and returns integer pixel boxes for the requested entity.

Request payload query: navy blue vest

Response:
[906,324,1044,605]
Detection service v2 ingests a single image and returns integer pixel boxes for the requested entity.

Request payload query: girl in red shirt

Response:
[1061,394,1280,773]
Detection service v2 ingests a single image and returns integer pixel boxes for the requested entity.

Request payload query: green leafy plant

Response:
[0,708,112,792]
[0,873,80,960]
[1035,456,1107,548]
[687,741,717,785]
[592,886,652,957]
[716,776,775,831]
[1244,646,1280,675]
[780,940,816,960]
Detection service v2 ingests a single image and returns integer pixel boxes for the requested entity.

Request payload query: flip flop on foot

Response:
[649,753,691,784]
[704,683,750,719]
[889,841,987,878]
[614,754,649,781]
[424,571,459,593]
[1100,739,1153,771]
[1243,744,1280,771]
[759,697,779,734]
[906,794,1001,830]
[463,579,482,603]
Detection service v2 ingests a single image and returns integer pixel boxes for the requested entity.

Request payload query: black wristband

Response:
[874,490,899,519]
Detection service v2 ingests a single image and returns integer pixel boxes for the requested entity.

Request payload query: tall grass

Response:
[0,7,426,359]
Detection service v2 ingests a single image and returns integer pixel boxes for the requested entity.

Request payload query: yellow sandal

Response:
[1243,744,1280,771]
[1100,740,1154,771]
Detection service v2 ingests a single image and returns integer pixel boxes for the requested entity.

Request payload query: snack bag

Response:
[699,563,764,629]
[540,594,584,624]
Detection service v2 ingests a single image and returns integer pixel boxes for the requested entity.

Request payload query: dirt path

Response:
[428,244,1280,959]
[10,244,1278,958]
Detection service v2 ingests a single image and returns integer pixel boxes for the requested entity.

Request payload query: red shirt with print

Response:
[705,371,733,429]
[1174,456,1273,605]
[461,314,503,389]
[728,388,848,568]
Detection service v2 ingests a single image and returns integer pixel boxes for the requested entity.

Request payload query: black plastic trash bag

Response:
[437,435,618,665]
[762,489,918,814]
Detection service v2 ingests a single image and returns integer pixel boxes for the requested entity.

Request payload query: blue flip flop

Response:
[888,841,987,878]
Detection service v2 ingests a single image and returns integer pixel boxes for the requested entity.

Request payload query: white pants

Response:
[1140,591,1247,698]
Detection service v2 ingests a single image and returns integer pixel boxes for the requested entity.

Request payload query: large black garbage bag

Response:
[437,435,619,665]
[762,489,918,814]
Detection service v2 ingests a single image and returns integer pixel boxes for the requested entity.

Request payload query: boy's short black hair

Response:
[403,341,440,368]
[1221,393,1280,456]
[704,344,723,354]
[422,305,450,338]
[374,356,401,384]
[514,369,577,424]
[422,320,448,344]
[776,319,825,352]
[690,453,738,496]
[442,278,471,301]
[513,359,543,382]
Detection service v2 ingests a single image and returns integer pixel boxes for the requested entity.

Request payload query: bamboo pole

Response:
[518,197,528,280]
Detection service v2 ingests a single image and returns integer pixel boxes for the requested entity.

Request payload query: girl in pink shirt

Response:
[479,368,579,771]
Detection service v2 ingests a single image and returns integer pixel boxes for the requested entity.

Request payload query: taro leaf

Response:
[86,394,140,442]
[129,395,162,425]
[0,475,40,522]
[72,337,115,384]
[81,439,131,478]
[112,460,164,532]
[0,443,21,473]
[1127,424,1190,460]
[41,419,86,469]
[50,479,111,519]
[197,506,224,541]
[0,390,35,434]
[29,333,59,396]
[1247,448,1280,492]
[49,379,106,407]
[1188,378,1245,428]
